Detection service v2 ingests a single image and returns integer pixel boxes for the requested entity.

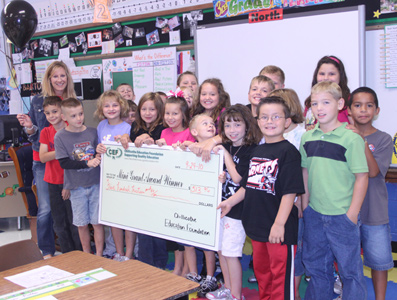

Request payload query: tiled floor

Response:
[0,217,32,246]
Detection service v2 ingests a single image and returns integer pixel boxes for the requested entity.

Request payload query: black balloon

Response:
[1,0,38,49]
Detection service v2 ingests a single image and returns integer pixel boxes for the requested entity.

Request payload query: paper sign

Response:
[132,47,177,100]
[70,65,102,80]
[99,143,223,251]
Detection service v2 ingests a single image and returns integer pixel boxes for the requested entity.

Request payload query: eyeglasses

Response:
[257,115,286,122]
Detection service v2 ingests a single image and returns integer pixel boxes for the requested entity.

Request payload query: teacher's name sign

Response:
[99,142,223,251]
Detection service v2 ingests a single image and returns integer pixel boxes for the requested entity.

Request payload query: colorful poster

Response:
[102,57,133,91]
[213,0,345,19]
[132,47,177,101]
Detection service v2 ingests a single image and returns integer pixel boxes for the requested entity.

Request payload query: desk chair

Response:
[0,239,43,272]
[8,144,38,243]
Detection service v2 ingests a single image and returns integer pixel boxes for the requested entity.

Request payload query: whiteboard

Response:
[195,6,365,108]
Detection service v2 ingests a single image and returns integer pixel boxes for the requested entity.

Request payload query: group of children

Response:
[18,55,393,300]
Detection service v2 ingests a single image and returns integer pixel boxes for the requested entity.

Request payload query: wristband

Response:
[25,125,34,131]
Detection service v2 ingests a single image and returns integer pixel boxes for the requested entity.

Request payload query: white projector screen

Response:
[195,6,365,106]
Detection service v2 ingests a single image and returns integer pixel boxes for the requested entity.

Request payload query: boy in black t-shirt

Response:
[218,97,304,300]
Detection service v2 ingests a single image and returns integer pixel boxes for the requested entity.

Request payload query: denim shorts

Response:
[360,223,394,271]
[70,184,100,226]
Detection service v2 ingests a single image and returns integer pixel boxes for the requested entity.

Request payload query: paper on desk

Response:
[5,265,74,288]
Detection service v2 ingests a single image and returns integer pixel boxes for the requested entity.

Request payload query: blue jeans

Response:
[137,234,168,269]
[32,161,55,256]
[295,217,305,276]
[302,206,367,300]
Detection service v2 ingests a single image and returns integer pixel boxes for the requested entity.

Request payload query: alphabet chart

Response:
[28,0,211,33]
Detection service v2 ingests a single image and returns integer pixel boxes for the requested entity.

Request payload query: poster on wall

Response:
[102,57,133,91]
[213,0,345,19]
[70,65,102,80]
[132,47,177,101]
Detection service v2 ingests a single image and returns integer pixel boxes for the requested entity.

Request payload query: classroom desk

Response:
[0,251,199,300]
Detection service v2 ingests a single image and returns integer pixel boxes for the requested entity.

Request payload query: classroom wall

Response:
[366,29,397,139]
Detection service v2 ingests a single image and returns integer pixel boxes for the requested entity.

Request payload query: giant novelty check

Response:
[99,142,223,250]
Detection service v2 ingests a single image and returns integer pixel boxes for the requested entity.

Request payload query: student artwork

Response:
[161,24,170,34]
[0,89,10,113]
[183,10,203,37]
[146,30,160,46]
[102,56,133,91]
[169,30,181,45]
[112,22,122,35]
[30,40,38,51]
[82,42,88,54]
[126,40,132,47]
[38,38,52,57]
[59,35,68,48]
[155,17,167,29]
[168,16,181,30]
[88,0,113,23]
[135,27,145,38]
[122,26,134,39]
[53,42,59,56]
[191,10,204,21]
[27,50,34,59]
[21,48,29,60]
[87,32,102,48]
[69,42,77,53]
[114,34,124,47]
[102,29,113,40]
[75,32,86,46]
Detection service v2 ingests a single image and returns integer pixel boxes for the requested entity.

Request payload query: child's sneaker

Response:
[198,276,218,298]
[206,285,231,300]
[247,274,257,283]
[112,253,130,262]
[186,272,202,283]
[334,273,342,295]
[227,294,246,300]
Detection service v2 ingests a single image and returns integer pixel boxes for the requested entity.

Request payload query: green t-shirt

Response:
[300,123,368,215]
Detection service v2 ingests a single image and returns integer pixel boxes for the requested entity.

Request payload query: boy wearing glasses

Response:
[218,96,304,300]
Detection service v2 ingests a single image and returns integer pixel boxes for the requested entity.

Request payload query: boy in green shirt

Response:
[300,81,368,299]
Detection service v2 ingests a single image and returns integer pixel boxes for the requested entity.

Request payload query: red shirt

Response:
[39,125,64,184]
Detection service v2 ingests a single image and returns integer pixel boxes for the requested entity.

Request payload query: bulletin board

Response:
[13,8,216,61]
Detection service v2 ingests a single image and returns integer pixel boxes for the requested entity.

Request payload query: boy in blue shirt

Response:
[300,81,368,299]
[348,87,393,300]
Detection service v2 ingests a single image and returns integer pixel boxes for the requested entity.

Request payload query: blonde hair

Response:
[95,90,129,120]
[250,75,275,91]
[269,89,304,124]
[189,113,211,132]
[41,61,76,99]
[311,81,342,101]
[259,65,285,84]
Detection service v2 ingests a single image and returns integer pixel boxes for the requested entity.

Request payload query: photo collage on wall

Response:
[14,10,204,61]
